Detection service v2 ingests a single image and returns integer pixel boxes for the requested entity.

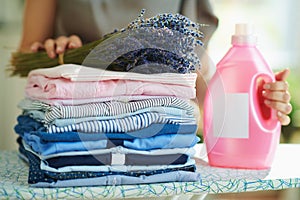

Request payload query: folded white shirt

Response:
[28,64,197,87]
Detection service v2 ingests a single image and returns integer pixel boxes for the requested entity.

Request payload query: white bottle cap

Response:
[231,24,257,45]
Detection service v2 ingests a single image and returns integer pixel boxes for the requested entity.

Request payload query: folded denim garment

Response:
[25,149,199,187]
[31,170,201,187]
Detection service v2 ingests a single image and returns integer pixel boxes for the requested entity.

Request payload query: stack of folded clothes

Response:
[15,64,200,187]
[14,11,204,187]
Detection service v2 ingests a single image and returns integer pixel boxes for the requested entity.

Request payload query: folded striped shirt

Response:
[46,112,195,133]
[24,106,194,127]
[15,116,198,141]
[19,96,195,124]
[27,95,173,106]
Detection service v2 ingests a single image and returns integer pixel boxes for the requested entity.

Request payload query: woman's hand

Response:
[30,35,82,58]
[263,68,292,125]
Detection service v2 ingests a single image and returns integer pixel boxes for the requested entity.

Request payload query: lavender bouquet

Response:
[9,9,204,76]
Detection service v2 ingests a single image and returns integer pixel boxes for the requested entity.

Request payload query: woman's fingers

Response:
[264,99,292,115]
[263,81,289,91]
[30,42,44,52]
[262,90,290,103]
[55,35,82,53]
[68,35,82,49]
[262,68,292,125]
[275,68,290,81]
[35,35,82,59]
[277,111,291,126]
[44,38,56,58]
[55,36,69,54]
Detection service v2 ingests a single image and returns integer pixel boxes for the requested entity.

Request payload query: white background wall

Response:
[210,0,300,70]
[0,0,25,150]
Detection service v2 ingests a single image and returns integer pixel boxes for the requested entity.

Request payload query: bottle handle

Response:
[250,73,280,133]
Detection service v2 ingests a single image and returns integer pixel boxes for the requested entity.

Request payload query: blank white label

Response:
[111,153,125,165]
[213,93,249,138]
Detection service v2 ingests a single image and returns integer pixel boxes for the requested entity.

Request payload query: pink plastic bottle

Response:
[203,24,281,169]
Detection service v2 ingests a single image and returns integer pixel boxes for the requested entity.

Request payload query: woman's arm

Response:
[19,0,57,52]
[194,64,210,131]
[19,0,82,58]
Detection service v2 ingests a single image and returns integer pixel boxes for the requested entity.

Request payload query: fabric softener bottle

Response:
[203,24,281,169]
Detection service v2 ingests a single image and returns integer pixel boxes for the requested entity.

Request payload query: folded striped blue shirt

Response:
[46,112,195,133]
[18,97,195,124]
[14,115,198,141]
[24,106,194,126]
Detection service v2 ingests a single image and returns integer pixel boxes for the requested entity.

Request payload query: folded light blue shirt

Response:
[23,133,200,155]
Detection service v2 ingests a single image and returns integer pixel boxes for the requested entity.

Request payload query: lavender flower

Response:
[83,9,204,74]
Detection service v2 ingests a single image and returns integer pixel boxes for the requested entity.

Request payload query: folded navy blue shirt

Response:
[45,153,189,168]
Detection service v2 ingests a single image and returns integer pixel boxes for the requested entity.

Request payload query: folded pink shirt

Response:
[26,75,196,100]
[25,64,197,100]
